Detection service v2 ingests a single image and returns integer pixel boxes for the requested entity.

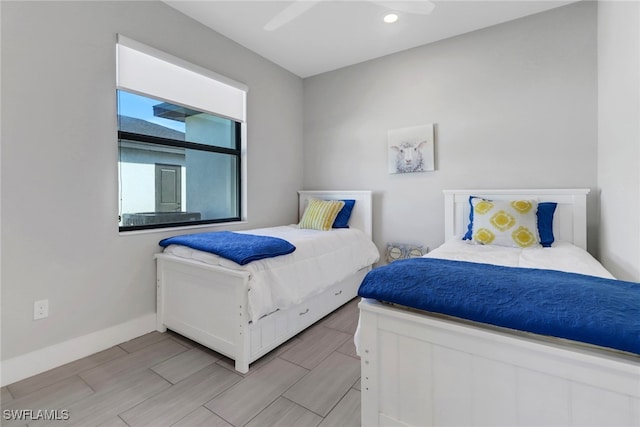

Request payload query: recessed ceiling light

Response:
[383,13,399,24]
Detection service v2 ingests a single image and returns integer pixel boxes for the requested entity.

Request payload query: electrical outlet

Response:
[34,299,49,320]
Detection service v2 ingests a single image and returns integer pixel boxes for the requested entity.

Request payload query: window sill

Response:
[118,220,248,236]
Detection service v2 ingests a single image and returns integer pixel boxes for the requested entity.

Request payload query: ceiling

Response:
[165,0,578,78]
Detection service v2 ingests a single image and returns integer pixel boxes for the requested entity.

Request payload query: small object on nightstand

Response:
[386,243,428,263]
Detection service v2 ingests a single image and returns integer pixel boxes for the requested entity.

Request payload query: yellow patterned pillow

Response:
[471,199,540,248]
[299,199,345,231]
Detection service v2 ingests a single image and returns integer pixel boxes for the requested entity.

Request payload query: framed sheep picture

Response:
[388,124,435,174]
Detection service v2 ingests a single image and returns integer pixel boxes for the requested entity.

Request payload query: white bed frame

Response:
[156,190,374,373]
[359,189,640,427]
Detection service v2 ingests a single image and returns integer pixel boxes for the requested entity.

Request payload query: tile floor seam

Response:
[322,386,354,420]
[206,405,235,427]
[335,350,360,362]
[278,334,349,371]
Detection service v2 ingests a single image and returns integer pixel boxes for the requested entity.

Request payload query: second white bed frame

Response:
[359,189,640,427]
[156,190,374,373]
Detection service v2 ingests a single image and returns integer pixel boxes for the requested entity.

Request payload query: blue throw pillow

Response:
[537,202,557,247]
[462,196,479,240]
[333,199,356,228]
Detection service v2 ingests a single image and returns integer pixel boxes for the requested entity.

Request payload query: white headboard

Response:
[298,190,373,238]
[443,189,590,250]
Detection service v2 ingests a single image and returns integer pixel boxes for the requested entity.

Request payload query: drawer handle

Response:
[334,290,343,296]
[299,308,309,316]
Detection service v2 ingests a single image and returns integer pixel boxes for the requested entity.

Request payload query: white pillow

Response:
[471,199,540,248]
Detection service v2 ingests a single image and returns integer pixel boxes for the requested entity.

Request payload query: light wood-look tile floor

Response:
[1,298,362,427]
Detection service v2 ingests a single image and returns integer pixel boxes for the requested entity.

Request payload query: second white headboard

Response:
[443,189,590,250]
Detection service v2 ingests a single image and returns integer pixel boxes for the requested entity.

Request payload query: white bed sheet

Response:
[424,239,615,279]
[163,225,380,321]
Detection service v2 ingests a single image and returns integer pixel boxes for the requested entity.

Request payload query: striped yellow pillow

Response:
[299,199,345,231]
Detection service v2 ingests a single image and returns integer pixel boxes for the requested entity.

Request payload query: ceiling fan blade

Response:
[373,0,435,15]
[264,1,323,31]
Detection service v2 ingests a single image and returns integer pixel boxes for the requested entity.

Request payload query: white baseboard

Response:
[0,313,156,387]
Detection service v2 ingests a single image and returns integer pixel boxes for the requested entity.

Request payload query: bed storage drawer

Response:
[249,267,369,358]
[287,281,351,327]
[291,267,369,328]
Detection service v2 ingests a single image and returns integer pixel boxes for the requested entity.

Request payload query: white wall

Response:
[1,0,303,369]
[303,1,598,258]
[597,0,640,281]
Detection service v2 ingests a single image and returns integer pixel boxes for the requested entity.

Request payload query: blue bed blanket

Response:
[159,231,296,265]
[358,258,640,355]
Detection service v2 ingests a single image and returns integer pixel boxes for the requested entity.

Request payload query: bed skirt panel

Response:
[359,299,640,427]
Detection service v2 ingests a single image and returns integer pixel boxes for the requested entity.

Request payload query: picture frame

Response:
[388,124,435,174]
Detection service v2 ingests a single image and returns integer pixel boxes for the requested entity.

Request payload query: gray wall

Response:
[597,0,640,281]
[1,1,303,360]
[303,1,598,258]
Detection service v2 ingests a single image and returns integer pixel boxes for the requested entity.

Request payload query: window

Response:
[116,36,247,231]
[118,90,241,230]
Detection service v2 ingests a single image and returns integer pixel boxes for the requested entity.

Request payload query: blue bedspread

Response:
[159,231,295,265]
[358,258,640,355]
